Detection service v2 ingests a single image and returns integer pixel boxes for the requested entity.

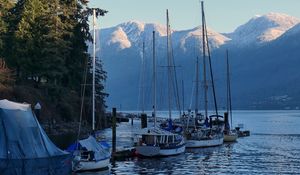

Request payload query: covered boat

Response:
[0,99,71,175]
[67,136,111,172]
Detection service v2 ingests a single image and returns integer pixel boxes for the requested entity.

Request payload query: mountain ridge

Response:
[94,12,300,110]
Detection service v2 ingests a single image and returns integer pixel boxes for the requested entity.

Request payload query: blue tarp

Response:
[66,140,111,152]
[0,99,71,174]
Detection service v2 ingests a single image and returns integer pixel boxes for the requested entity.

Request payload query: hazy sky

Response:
[88,0,300,33]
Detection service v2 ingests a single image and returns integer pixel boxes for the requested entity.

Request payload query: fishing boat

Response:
[68,9,110,172]
[183,1,224,148]
[235,123,250,137]
[135,29,185,157]
[223,50,238,142]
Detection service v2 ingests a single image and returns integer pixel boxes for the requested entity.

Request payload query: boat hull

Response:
[73,157,110,172]
[224,134,238,142]
[185,137,223,148]
[159,144,186,156]
[136,144,185,157]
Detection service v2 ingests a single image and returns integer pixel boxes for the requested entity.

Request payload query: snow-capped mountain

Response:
[227,13,300,47]
[173,26,230,53]
[98,13,299,54]
[278,23,300,39]
[98,20,229,54]
[93,13,300,110]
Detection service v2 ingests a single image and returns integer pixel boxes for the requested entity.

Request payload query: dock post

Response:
[131,115,133,125]
[141,113,147,128]
[112,108,117,155]
[224,112,229,130]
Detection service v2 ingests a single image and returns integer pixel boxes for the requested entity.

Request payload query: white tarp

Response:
[78,136,110,161]
[79,136,101,152]
[0,99,30,111]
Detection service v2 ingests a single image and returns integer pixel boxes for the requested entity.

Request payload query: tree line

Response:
[0,0,108,127]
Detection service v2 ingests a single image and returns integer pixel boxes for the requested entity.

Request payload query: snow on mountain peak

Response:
[229,12,300,46]
[101,13,299,52]
[104,20,174,51]
[178,26,230,52]
[107,27,131,50]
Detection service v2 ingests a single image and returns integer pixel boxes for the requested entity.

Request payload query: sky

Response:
[88,0,300,33]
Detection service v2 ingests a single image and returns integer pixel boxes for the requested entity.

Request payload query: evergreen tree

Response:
[0,0,14,60]
[1,0,109,122]
[95,58,108,112]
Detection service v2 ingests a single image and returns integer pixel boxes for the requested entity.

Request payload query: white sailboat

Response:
[224,50,238,142]
[159,9,184,134]
[184,1,224,148]
[135,28,185,157]
[71,9,110,172]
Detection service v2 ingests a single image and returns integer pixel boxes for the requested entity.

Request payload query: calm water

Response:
[77,110,300,175]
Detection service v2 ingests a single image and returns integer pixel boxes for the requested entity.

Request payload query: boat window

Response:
[167,136,172,143]
[144,135,155,145]
[157,136,161,144]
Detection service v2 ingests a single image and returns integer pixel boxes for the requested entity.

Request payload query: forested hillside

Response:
[0,0,108,129]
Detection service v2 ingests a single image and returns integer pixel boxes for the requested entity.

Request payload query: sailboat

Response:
[159,9,184,134]
[223,49,238,142]
[68,9,110,172]
[135,28,185,157]
[183,1,224,148]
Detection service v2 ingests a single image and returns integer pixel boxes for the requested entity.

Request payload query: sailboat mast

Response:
[226,49,233,127]
[201,2,208,119]
[226,50,229,116]
[153,31,157,127]
[182,80,185,112]
[166,9,172,120]
[142,42,145,113]
[92,9,96,131]
[195,56,199,115]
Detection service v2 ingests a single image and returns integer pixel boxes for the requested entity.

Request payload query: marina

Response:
[1,0,300,174]
[74,110,300,174]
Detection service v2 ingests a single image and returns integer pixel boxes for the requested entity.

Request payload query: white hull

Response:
[136,144,185,157]
[185,137,223,148]
[73,157,110,172]
[159,144,186,156]
[224,134,238,142]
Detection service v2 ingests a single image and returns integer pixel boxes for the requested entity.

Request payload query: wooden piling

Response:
[112,108,117,155]
[141,113,147,128]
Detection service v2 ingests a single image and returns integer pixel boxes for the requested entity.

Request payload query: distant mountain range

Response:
[94,12,300,110]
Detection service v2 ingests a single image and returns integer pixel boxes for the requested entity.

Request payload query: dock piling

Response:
[141,113,147,128]
[224,112,229,130]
